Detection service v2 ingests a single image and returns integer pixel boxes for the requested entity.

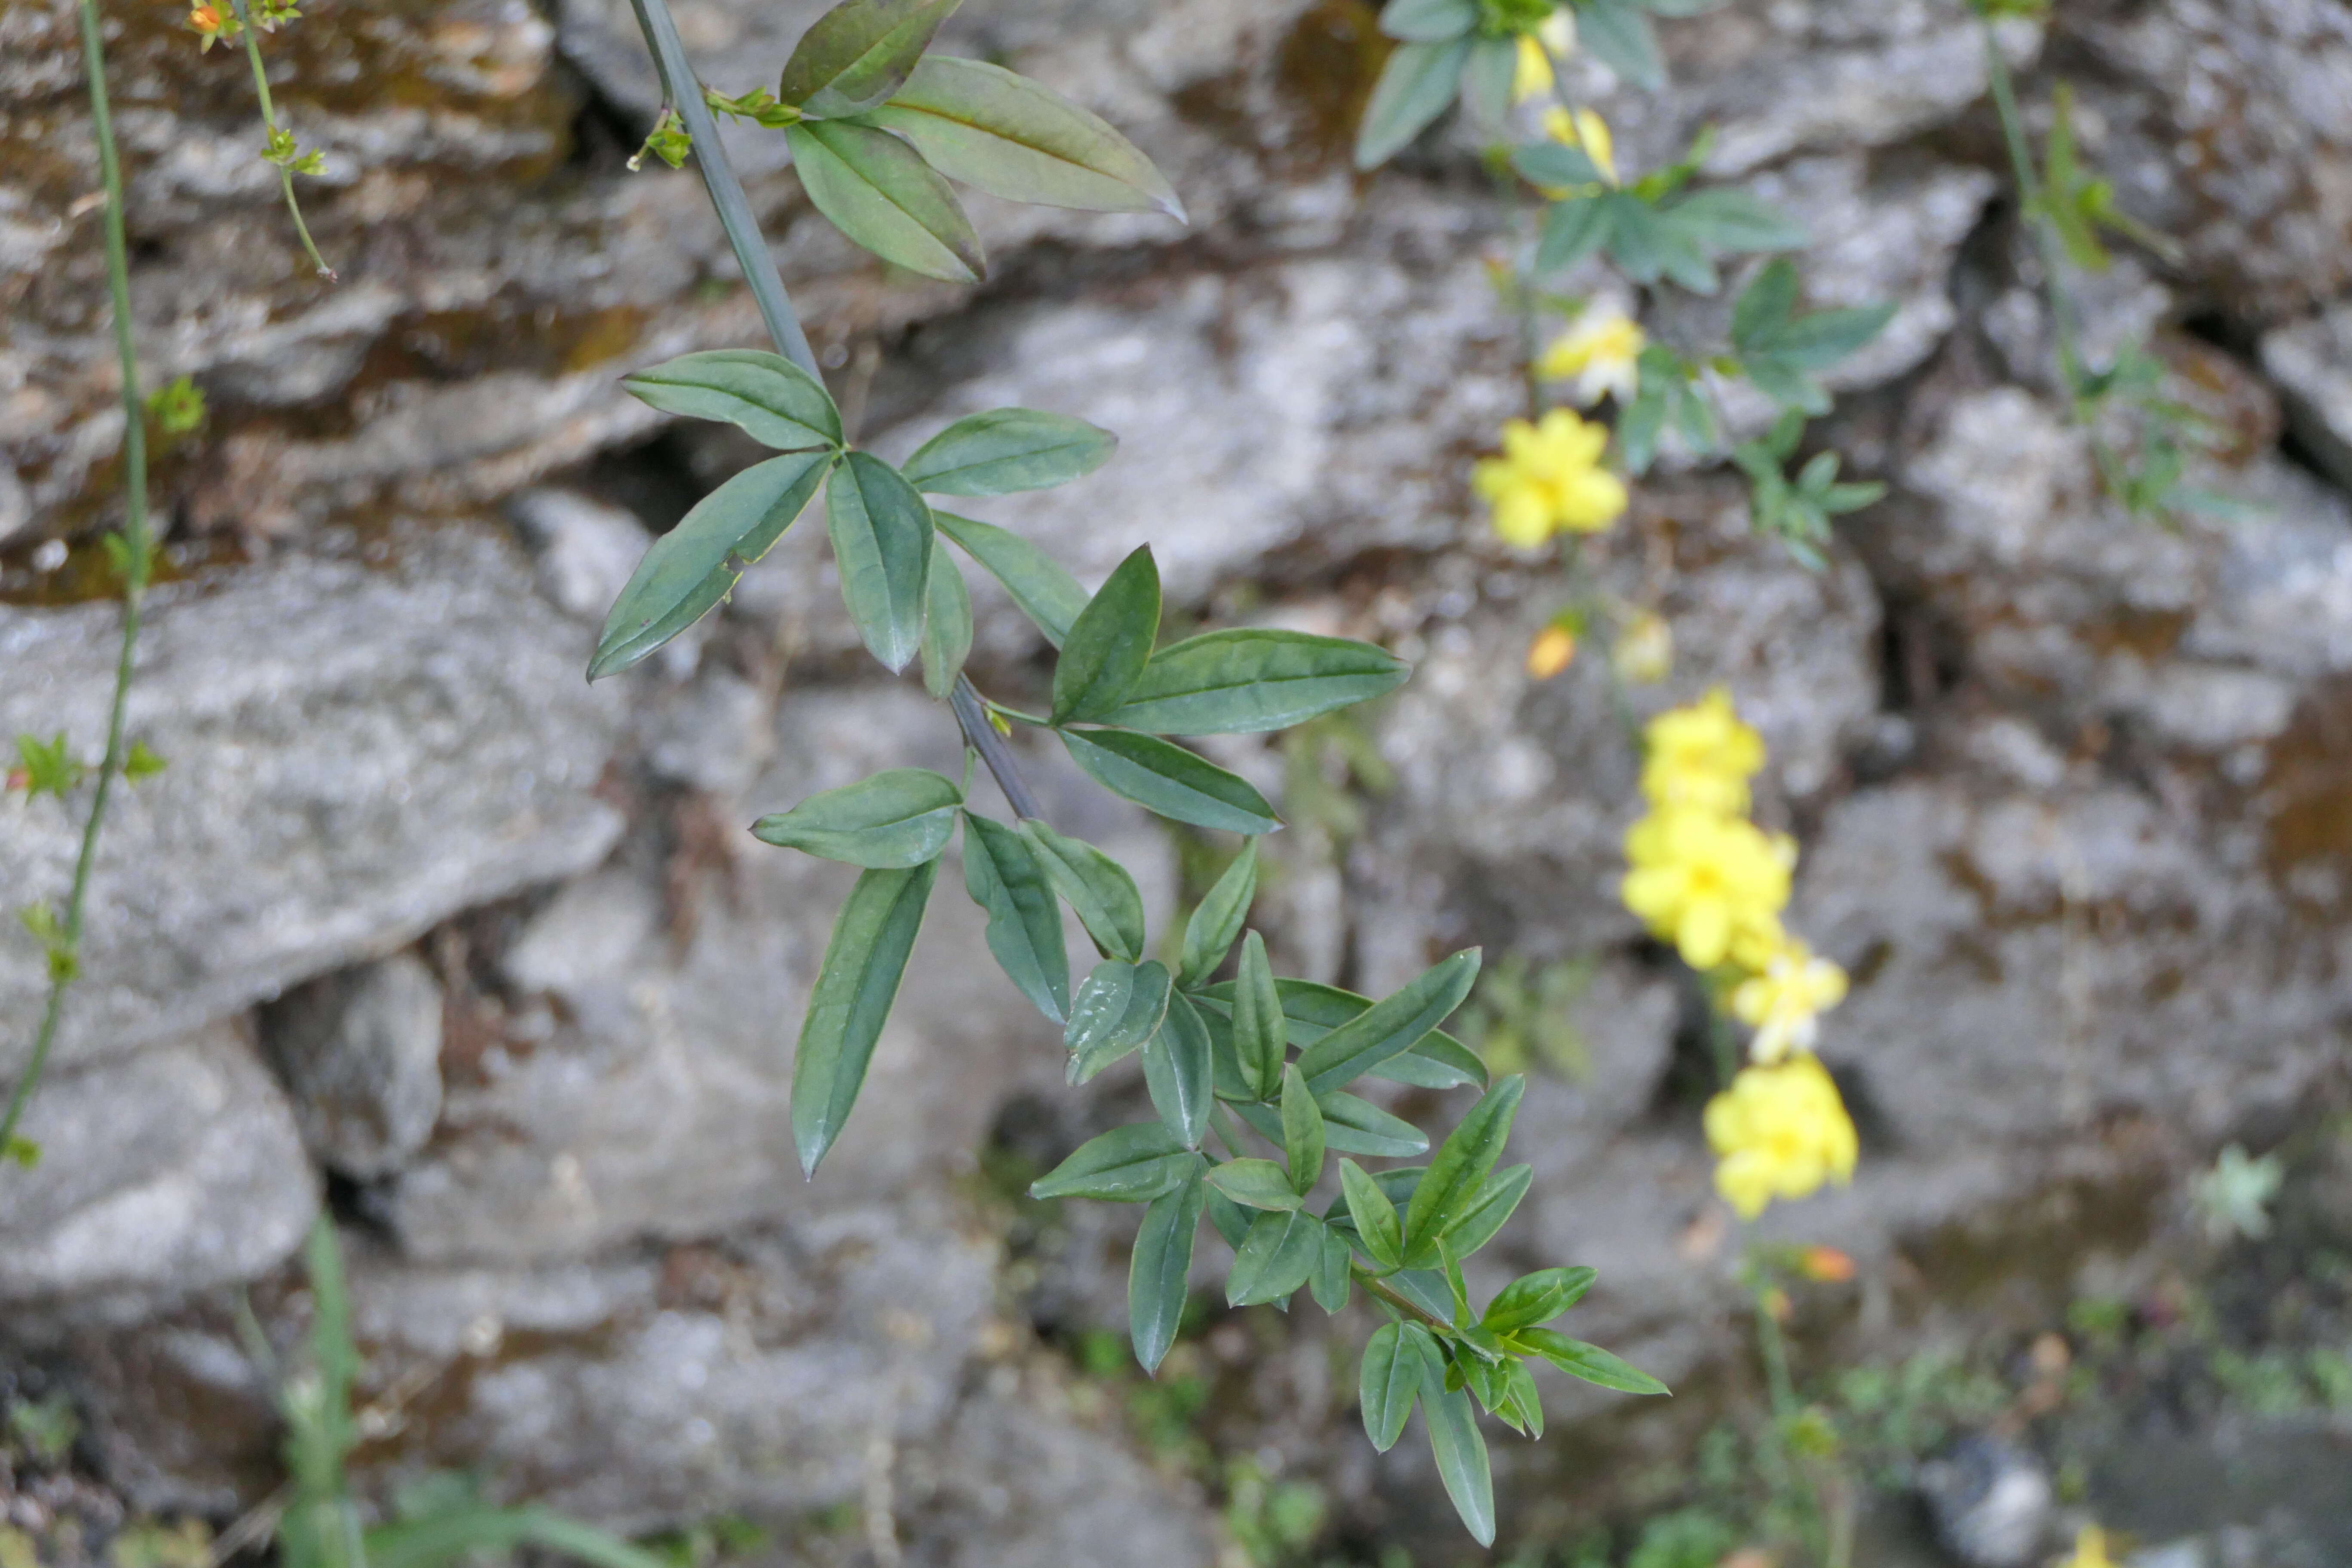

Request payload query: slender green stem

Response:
[1353,1263,1455,1336]
[229,0,335,279]
[1978,23,2085,403]
[620,0,1043,820]
[2,0,154,1163]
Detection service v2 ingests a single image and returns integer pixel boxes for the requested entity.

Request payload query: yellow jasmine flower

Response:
[1730,935,1849,1063]
[1537,309,1645,406]
[1638,687,1765,815]
[1622,806,1792,971]
[1611,611,1672,684]
[1703,1054,1858,1219]
[1511,11,1577,104]
[1471,408,1628,548]
[1542,106,1617,186]
[2058,1527,2114,1568]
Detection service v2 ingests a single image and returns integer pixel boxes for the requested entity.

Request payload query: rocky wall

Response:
[7,0,2352,1559]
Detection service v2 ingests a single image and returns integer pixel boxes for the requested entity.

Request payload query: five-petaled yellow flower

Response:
[1638,686,1765,815]
[1731,936,1850,1063]
[1473,408,1628,547]
[1537,309,1645,406]
[1622,806,1792,971]
[1703,1054,1858,1219]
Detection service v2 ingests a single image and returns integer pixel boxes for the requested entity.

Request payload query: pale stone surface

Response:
[259,952,446,1179]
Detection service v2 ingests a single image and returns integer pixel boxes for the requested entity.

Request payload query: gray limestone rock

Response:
[2262,302,2352,493]
[259,952,446,1179]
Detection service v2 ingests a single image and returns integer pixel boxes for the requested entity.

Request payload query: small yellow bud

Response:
[1798,1245,1855,1283]
[1526,625,1577,679]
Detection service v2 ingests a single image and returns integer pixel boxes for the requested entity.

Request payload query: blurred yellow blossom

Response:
[2058,1527,2114,1568]
[1703,1054,1858,1219]
[1537,309,1645,406]
[1541,106,1617,185]
[1730,935,1848,1063]
[1511,12,1576,104]
[1527,624,1578,679]
[1638,687,1764,815]
[1611,611,1672,684]
[1622,806,1792,970]
[1472,408,1628,547]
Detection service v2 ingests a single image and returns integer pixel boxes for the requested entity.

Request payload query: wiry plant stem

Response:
[228,0,336,280]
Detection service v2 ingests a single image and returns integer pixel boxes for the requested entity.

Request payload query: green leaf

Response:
[1311,1222,1352,1313]
[1177,840,1258,988]
[1514,142,1607,190]
[590,449,831,681]
[901,407,1118,496]
[621,349,842,452]
[1199,978,1485,1090]
[2,1136,38,1170]
[790,858,940,1176]
[919,537,973,699]
[1415,1337,1496,1546]
[1031,1123,1199,1202]
[1498,1359,1545,1439]
[1380,0,1476,42]
[1536,195,1614,275]
[752,767,962,867]
[787,119,985,283]
[1052,545,1160,724]
[1516,1328,1669,1395]
[1313,1092,1430,1158]
[1339,1158,1403,1268]
[1765,300,1898,371]
[1369,1032,1488,1090]
[364,1506,675,1568]
[1130,1169,1206,1372]
[1204,1184,1254,1250]
[1067,958,1172,1082]
[1402,1075,1525,1265]
[1227,1209,1324,1305]
[1575,0,1663,90]
[1484,1266,1597,1334]
[1108,629,1407,736]
[1021,820,1146,962]
[1296,949,1481,1096]
[1060,729,1281,834]
[1231,931,1286,1101]
[866,55,1184,219]
[1666,188,1808,254]
[961,812,1069,1021]
[1360,1322,1425,1452]
[827,450,935,673]
[779,0,961,118]
[934,511,1087,647]
[123,740,166,781]
[1205,1158,1302,1212]
[1354,37,1472,170]
[1732,257,1799,351]
[1280,1064,1326,1195]
[1143,993,1216,1148]
[1441,1162,1533,1259]
[12,732,82,799]
[1461,36,1519,129]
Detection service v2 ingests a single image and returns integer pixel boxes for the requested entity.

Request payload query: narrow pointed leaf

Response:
[1354,37,1471,170]
[1339,1158,1403,1268]
[961,812,1069,1021]
[1130,1167,1206,1373]
[1359,1322,1424,1451]
[1178,840,1257,989]
[1232,931,1285,1101]
[1061,729,1281,834]
[1669,188,1808,255]
[827,451,934,671]
[1142,994,1215,1148]
[1205,1158,1302,1212]
[934,511,1086,646]
[1194,977,1485,1089]
[1379,0,1476,42]
[1414,1337,1496,1547]
[753,767,962,867]
[1576,0,1664,90]
[1280,1064,1325,1195]
[901,407,1118,496]
[1311,1223,1351,1312]
[1227,1209,1323,1305]
[1108,630,1408,735]
[1021,820,1146,962]
[1051,545,1160,724]
[1443,1163,1533,1259]
[780,0,962,118]
[868,55,1183,218]
[1031,1123,1196,1202]
[1296,949,1481,1096]
[590,450,830,680]
[1067,958,1170,1082]
[1458,37,1516,129]
[1536,195,1614,276]
[1516,1328,1669,1396]
[1315,1092,1428,1158]
[622,349,842,451]
[919,538,972,698]
[1484,1267,1598,1334]
[1501,1359,1545,1439]
[1204,1184,1253,1250]
[1402,1075,1524,1265]
[787,119,985,283]
[791,858,940,1176]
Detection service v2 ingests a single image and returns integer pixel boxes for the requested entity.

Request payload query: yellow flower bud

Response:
[1526,624,1577,679]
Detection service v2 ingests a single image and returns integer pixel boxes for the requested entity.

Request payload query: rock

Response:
[2261,302,2352,493]
[259,952,446,1179]
[0,523,625,1076]
[1916,1435,2056,1568]
[507,489,656,627]
[0,1023,316,1320]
